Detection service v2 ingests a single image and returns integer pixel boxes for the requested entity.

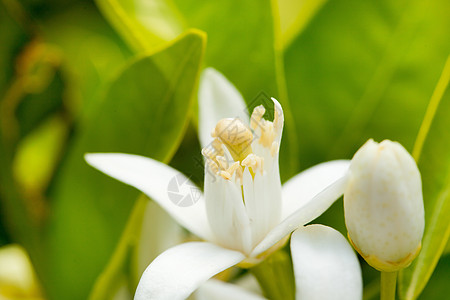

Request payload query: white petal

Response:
[244,168,282,248]
[198,68,248,148]
[135,242,245,300]
[281,160,350,219]
[251,174,349,256]
[196,279,267,300]
[205,172,252,254]
[271,97,284,145]
[85,153,212,240]
[291,225,362,300]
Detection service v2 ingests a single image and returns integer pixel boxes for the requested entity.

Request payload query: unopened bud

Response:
[344,139,424,272]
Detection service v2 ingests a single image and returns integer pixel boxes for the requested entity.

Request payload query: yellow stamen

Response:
[249,105,276,148]
[214,118,253,162]
[219,161,241,180]
[242,154,264,176]
[216,156,229,170]
[270,141,279,157]
[250,105,265,131]
[258,120,275,148]
[205,159,219,174]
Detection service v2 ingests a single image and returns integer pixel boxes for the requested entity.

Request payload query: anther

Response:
[219,161,241,180]
[270,142,279,157]
[214,118,253,162]
[250,105,265,131]
[216,156,228,170]
[242,154,264,175]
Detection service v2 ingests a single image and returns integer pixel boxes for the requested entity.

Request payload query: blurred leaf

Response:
[0,0,30,97]
[89,196,183,300]
[276,0,327,49]
[13,115,68,207]
[0,1,65,279]
[445,238,450,255]
[88,195,147,300]
[41,3,133,119]
[398,56,450,300]
[13,42,66,138]
[416,253,450,300]
[95,0,184,52]
[43,30,205,300]
[284,0,450,168]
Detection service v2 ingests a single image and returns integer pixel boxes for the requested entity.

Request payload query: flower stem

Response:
[380,271,397,300]
[250,250,295,300]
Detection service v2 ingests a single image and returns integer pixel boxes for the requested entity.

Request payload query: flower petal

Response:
[198,67,248,148]
[85,153,212,240]
[196,279,267,300]
[271,97,284,145]
[244,167,282,248]
[281,160,350,219]
[135,242,245,300]
[251,174,349,256]
[205,170,252,254]
[291,225,362,300]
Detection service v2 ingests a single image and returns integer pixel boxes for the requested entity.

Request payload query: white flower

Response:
[344,139,424,272]
[196,225,362,300]
[85,68,362,299]
[0,244,44,300]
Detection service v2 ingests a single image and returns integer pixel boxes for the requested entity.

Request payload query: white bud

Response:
[344,139,424,272]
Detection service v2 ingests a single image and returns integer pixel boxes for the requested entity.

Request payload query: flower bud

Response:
[344,139,424,272]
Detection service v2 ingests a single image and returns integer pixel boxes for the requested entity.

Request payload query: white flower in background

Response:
[85,68,362,299]
[0,244,44,300]
[344,139,425,272]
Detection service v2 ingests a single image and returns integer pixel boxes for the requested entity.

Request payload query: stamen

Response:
[214,118,253,162]
[258,120,275,148]
[249,105,276,148]
[250,105,265,131]
[201,138,226,176]
[270,141,279,157]
[242,154,264,175]
[206,159,219,174]
[219,161,241,180]
[216,156,228,170]
[211,138,224,156]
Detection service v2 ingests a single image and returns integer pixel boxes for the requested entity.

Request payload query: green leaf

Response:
[88,196,182,300]
[95,0,184,52]
[0,0,30,97]
[88,195,147,300]
[398,56,450,300]
[276,0,328,49]
[41,3,133,120]
[43,30,205,300]
[0,1,65,275]
[284,0,450,168]
[415,253,450,299]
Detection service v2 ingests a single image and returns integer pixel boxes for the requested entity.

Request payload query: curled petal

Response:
[135,242,245,300]
[282,160,350,219]
[251,174,349,257]
[85,153,212,240]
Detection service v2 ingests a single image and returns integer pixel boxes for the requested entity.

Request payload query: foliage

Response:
[0,0,449,299]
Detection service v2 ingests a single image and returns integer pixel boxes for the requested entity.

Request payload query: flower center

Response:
[213,118,253,162]
[201,105,279,183]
